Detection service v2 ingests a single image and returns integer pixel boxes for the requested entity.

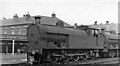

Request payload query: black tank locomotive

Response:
[26,16,119,64]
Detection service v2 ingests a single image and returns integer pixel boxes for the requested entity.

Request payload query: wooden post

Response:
[12,40,15,55]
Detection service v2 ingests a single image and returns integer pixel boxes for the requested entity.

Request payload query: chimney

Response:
[74,23,78,28]
[106,21,109,25]
[23,15,26,17]
[34,16,41,24]
[26,12,30,19]
[94,21,97,25]
[106,21,110,31]
[13,14,18,18]
[52,13,56,18]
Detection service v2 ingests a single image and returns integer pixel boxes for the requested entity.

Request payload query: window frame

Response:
[3,27,7,34]
[24,26,28,35]
[11,27,15,35]
[17,26,21,35]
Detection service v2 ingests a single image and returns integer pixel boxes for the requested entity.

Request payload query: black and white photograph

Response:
[0,0,120,66]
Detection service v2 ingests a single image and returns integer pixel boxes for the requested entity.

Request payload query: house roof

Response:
[104,33,120,40]
[1,15,71,27]
[89,24,107,30]
[109,23,120,33]
[89,23,120,33]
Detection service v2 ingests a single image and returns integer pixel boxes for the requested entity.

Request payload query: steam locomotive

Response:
[26,16,119,64]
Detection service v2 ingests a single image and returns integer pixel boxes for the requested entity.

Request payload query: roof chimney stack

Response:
[94,21,97,25]
[106,21,109,25]
[105,21,110,31]
[52,13,56,18]
[26,12,30,19]
[74,23,78,28]
[13,14,18,18]
[23,15,26,17]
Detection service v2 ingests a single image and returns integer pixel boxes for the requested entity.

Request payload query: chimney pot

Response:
[106,21,109,24]
[26,12,30,19]
[52,13,56,18]
[94,21,97,25]
[23,15,26,17]
[74,23,78,28]
[13,14,18,18]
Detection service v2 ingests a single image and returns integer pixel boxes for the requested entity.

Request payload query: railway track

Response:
[54,57,119,64]
[78,58,119,64]
[1,57,119,66]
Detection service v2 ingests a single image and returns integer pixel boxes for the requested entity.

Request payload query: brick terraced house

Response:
[0,13,71,54]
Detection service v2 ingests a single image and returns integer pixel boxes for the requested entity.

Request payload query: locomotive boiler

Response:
[26,16,119,64]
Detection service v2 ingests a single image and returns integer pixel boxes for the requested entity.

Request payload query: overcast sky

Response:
[0,0,119,25]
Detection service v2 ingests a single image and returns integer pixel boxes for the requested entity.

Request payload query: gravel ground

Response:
[1,53,27,64]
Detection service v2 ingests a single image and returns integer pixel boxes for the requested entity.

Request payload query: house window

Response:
[18,28,20,35]
[24,26,28,35]
[11,28,14,34]
[3,27,6,34]
[11,27,15,34]
[17,26,20,35]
